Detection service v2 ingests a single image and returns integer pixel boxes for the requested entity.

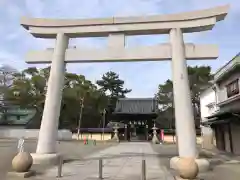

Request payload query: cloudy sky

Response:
[0,0,239,97]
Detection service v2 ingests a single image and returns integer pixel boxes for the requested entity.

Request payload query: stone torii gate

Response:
[21,5,229,170]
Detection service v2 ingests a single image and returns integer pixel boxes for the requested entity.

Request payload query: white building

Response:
[200,52,240,154]
[200,86,219,149]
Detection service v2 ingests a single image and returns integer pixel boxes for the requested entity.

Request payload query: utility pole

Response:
[102,108,106,142]
[77,97,84,140]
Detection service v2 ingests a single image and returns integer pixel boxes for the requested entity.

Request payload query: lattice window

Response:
[226,79,239,98]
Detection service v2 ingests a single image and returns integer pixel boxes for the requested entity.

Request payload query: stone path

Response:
[43,142,174,180]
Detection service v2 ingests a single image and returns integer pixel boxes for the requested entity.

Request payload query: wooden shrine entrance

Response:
[111,98,158,141]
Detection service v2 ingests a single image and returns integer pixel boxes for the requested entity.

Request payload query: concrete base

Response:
[31,153,60,165]
[170,156,210,173]
[7,170,36,178]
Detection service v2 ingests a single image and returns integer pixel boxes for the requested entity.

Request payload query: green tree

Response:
[4,68,131,129]
[4,67,49,127]
[96,71,131,109]
[96,71,131,98]
[156,79,173,110]
[96,71,132,126]
[61,72,108,129]
[188,66,213,121]
[0,65,17,84]
[155,80,174,129]
[156,65,213,129]
[0,65,18,123]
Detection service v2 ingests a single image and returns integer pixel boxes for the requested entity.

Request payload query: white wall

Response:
[0,129,72,140]
[200,87,218,121]
[200,87,218,149]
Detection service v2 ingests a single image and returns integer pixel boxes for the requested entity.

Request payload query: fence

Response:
[56,156,147,179]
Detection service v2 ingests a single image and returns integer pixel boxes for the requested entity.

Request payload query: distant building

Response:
[0,105,37,128]
[0,64,37,129]
[112,98,158,141]
[200,52,240,154]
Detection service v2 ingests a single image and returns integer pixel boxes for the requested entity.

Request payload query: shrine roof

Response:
[113,98,158,114]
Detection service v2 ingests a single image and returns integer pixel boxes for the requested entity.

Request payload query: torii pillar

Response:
[36,33,68,154]
[20,4,229,171]
[170,28,197,157]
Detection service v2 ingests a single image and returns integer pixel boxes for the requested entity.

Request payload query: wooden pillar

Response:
[228,122,234,153]
[124,124,128,141]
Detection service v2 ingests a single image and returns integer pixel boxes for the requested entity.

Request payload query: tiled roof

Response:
[214,52,240,82]
[114,98,158,114]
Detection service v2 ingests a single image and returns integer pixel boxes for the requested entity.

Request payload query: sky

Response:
[0,0,239,98]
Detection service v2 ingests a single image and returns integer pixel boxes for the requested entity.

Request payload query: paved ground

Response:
[151,144,178,169]
[3,140,240,180]
[151,143,240,180]
[35,142,174,180]
[0,139,113,180]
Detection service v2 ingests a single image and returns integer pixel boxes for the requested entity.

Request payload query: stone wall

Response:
[72,133,112,141]
[163,135,202,144]
[0,129,72,140]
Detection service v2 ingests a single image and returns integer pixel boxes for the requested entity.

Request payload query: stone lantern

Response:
[112,123,120,142]
[146,124,149,141]
[152,123,160,144]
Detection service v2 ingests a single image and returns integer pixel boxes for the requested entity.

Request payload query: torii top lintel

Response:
[21,5,230,38]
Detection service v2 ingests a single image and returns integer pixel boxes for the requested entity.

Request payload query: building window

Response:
[207,103,216,115]
[226,79,239,98]
[208,105,214,114]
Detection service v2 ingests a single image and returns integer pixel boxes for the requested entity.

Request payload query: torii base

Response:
[31,153,60,165]
[170,156,210,173]
[7,170,36,178]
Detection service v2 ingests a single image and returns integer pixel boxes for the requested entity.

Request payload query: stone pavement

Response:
[42,142,174,180]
